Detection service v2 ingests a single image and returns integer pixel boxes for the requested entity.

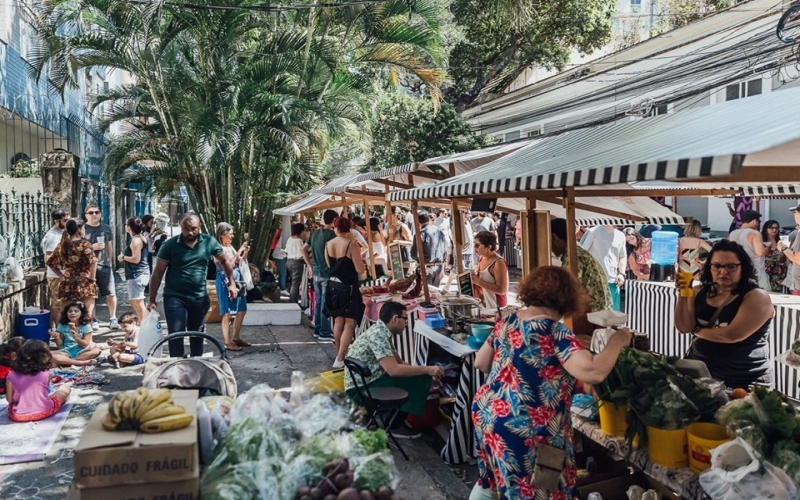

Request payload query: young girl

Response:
[106,312,144,368]
[0,337,25,396]
[6,339,72,422]
[50,301,102,367]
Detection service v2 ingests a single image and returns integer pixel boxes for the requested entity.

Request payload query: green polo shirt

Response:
[157,234,223,299]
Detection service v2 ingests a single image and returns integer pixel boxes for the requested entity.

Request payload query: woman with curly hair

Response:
[760,219,787,292]
[675,239,774,388]
[470,267,632,500]
[6,339,72,422]
[46,218,97,317]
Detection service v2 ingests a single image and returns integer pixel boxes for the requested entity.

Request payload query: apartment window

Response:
[504,130,520,142]
[650,104,670,117]
[725,78,763,101]
[526,128,542,138]
[630,0,642,3]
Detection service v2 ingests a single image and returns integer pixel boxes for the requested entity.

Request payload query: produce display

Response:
[593,348,723,447]
[101,387,193,433]
[200,383,403,500]
[716,385,800,483]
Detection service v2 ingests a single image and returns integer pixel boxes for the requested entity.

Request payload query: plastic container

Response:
[687,422,731,474]
[651,231,679,265]
[470,324,493,342]
[646,426,689,468]
[417,306,439,321]
[18,309,50,342]
[424,314,446,329]
[598,401,628,437]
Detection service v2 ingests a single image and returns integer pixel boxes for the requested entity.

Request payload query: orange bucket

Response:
[687,422,731,474]
[598,401,628,437]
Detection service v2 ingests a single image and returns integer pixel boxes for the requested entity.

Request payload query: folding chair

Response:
[344,357,410,461]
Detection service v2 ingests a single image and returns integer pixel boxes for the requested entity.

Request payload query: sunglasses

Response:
[86,210,100,215]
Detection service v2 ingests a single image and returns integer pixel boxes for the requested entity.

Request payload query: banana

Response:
[139,413,194,433]
[138,404,186,424]
[102,412,118,431]
[135,388,173,421]
[131,387,150,417]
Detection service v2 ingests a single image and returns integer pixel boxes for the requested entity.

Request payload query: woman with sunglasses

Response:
[761,219,788,292]
[675,240,774,388]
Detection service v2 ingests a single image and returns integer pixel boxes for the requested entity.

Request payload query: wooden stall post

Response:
[564,188,578,277]
[384,184,394,244]
[410,200,431,303]
[363,186,377,280]
[532,210,552,267]
[520,205,531,277]
[449,163,463,274]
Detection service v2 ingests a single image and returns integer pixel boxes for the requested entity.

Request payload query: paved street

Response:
[0,294,473,500]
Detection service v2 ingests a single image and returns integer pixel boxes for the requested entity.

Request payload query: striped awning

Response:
[389,87,800,202]
[273,193,332,216]
[628,181,800,197]
[310,173,363,195]
[420,141,533,174]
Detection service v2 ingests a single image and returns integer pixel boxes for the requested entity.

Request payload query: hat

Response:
[789,205,800,213]
[740,210,761,223]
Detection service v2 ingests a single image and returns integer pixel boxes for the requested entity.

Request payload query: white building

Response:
[464,0,800,231]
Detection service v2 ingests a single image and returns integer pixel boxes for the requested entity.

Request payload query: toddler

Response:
[106,312,144,368]
[0,337,25,396]
[6,339,71,422]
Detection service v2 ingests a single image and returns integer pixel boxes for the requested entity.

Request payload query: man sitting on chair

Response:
[345,300,444,439]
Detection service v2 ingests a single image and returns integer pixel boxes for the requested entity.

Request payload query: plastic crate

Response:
[424,314,446,328]
[319,369,345,391]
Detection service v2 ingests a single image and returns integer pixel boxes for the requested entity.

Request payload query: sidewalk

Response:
[0,301,472,500]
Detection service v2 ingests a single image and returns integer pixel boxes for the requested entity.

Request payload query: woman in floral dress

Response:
[46,218,98,315]
[761,219,787,292]
[470,267,632,500]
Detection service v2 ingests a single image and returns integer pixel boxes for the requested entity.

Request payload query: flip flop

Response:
[234,339,252,347]
[224,343,242,351]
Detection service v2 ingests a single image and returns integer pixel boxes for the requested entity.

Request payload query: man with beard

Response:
[148,213,238,357]
[42,209,69,330]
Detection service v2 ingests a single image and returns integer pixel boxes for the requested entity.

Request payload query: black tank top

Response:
[327,240,359,286]
[687,286,772,388]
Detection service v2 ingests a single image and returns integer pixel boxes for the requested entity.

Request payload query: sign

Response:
[388,242,405,279]
[457,272,473,297]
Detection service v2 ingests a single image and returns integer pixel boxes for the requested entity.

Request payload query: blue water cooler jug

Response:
[650,231,678,281]
[18,309,51,342]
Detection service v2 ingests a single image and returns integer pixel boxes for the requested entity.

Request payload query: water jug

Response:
[650,231,679,265]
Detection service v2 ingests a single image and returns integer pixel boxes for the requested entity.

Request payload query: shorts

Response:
[95,266,116,297]
[47,277,61,304]
[127,273,150,300]
[128,353,144,365]
[8,395,63,422]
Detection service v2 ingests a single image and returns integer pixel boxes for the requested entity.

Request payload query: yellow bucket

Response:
[318,369,345,392]
[646,426,688,469]
[598,401,628,437]
[687,422,731,474]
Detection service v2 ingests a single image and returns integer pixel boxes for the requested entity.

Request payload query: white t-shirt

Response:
[41,227,63,279]
[284,237,305,260]
[580,226,627,282]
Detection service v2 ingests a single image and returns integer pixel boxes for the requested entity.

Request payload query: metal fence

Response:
[0,189,58,271]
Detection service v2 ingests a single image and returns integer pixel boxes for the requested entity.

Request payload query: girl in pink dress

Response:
[6,339,72,422]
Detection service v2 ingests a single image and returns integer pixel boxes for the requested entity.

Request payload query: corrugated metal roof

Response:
[420,141,533,174]
[273,193,332,215]
[389,87,800,202]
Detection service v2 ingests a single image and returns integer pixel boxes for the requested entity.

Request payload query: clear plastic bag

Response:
[698,438,799,500]
[351,452,400,491]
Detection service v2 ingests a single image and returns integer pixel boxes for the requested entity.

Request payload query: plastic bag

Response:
[240,258,254,290]
[4,257,23,282]
[137,309,163,359]
[698,438,799,500]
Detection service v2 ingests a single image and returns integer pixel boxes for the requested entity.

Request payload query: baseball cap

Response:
[789,205,800,213]
[740,210,761,223]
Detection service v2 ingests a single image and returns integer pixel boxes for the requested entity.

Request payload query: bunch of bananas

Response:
[102,387,194,433]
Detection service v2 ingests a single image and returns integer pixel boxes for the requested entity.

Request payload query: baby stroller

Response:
[142,332,237,398]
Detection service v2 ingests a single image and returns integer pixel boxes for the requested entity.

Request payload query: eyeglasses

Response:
[474,243,482,248]
[397,315,408,321]
[86,210,100,215]
[710,263,742,272]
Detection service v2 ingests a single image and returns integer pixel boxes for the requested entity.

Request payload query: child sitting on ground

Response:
[50,301,102,367]
[0,337,25,396]
[6,339,72,422]
[106,312,144,368]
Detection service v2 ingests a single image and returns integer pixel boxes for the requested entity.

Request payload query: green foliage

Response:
[352,428,388,455]
[445,0,615,110]
[7,160,40,178]
[370,91,494,171]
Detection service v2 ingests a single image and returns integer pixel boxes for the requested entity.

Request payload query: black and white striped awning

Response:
[389,87,800,202]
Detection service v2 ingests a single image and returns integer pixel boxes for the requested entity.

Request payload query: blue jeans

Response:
[272,251,287,290]
[164,295,210,357]
[608,283,621,311]
[313,277,332,336]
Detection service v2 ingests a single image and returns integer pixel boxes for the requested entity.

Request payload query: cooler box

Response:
[18,309,50,342]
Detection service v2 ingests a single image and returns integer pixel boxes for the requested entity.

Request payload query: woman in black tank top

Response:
[675,240,774,388]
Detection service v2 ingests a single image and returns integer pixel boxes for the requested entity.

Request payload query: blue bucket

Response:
[18,310,50,342]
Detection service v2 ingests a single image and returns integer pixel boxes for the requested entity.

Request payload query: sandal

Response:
[224,343,242,351]
[233,338,252,347]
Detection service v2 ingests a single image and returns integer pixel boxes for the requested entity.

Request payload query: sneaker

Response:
[91,320,100,331]
[109,317,119,329]
[332,359,344,369]
[314,333,335,343]
[390,425,421,440]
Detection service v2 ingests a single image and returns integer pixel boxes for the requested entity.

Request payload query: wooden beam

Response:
[450,163,463,274]
[564,189,578,278]
[410,200,431,303]
[532,210,552,268]
[384,184,394,245]
[521,199,533,277]
[376,178,414,190]
[363,186,377,280]
[410,171,448,181]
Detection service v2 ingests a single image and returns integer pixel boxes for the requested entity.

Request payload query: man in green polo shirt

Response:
[148,213,238,357]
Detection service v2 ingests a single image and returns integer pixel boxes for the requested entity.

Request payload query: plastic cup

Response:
[97,235,105,244]
[678,271,694,297]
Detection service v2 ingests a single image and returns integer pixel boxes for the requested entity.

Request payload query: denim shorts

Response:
[127,273,150,300]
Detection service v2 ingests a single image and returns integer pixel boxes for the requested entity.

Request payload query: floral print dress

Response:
[46,239,98,301]
[472,314,583,499]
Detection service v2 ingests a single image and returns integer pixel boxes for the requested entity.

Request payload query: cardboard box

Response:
[73,390,198,489]
[67,477,198,500]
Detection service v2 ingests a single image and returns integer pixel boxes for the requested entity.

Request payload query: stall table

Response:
[573,416,708,500]
[625,280,800,400]
[413,321,483,464]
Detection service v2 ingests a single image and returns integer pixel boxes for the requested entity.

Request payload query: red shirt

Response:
[270,230,282,251]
